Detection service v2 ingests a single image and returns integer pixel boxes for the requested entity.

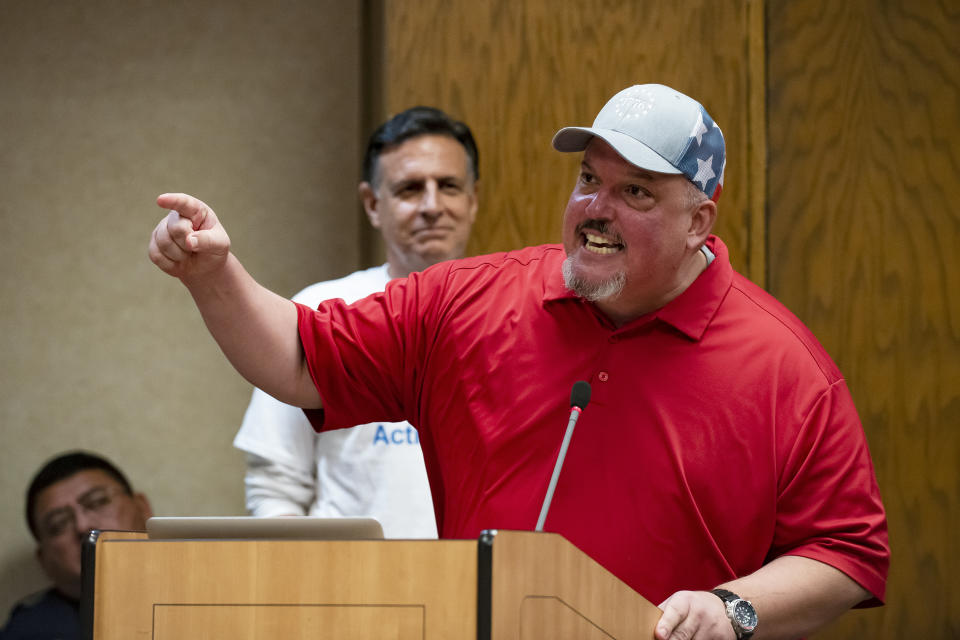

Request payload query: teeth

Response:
[586,245,619,254]
[584,232,621,254]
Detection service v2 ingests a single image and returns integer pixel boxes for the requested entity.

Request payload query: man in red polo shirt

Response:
[149,84,888,640]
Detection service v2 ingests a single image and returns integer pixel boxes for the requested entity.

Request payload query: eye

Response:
[579,171,596,185]
[47,519,71,537]
[626,184,650,198]
[396,183,423,197]
[439,180,463,194]
[41,511,74,538]
[82,491,113,511]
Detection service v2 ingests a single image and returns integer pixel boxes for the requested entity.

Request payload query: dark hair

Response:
[362,106,479,185]
[26,451,133,540]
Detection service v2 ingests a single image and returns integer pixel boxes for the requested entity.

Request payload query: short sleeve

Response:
[772,379,889,604]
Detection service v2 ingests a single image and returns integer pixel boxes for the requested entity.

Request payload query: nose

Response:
[583,187,615,220]
[72,505,105,538]
[419,182,442,221]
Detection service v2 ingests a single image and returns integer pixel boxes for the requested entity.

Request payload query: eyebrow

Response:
[580,160,659,182]
[390,175,466,189]
[39,505,72,524]
[76,485,112,502]
[38,486,113,521]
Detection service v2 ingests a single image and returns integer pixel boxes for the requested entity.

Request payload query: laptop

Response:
[145,516,384,540]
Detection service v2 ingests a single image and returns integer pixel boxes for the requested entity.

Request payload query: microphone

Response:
[535,381,591,532]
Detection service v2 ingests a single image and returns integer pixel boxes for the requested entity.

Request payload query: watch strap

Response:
[710,588,757,639]
[711,588,738,603]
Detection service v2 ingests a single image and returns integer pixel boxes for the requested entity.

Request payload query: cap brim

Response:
[552,127,682,176]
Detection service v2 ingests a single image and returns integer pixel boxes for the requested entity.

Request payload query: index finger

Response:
[156,192,212,231]
[655,593,692,640]
[655,605,681,640]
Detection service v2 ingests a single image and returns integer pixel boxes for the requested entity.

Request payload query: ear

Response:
[134,492,153,526]
[359,182,381,229]
[35,543,53,579]
[687,199,717,250]
[466,179,480,224]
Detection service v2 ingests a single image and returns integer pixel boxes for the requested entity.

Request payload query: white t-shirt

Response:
[233,264,438,538]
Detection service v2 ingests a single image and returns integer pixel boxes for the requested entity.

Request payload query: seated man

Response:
[1,451,152,640]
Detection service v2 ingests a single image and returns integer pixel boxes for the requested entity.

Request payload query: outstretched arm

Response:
[148,193,322,409]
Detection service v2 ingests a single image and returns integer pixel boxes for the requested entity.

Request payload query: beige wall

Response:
[0,1,363,617]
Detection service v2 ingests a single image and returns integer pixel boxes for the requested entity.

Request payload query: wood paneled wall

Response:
[375,0,959,637]
[766,1,960,637]
[372,0,764,281]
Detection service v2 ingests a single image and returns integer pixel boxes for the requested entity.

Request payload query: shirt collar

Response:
[543,235,733,341]
[543,250,579,303]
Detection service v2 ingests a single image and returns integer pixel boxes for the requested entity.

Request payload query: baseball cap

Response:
[552,84,726,201]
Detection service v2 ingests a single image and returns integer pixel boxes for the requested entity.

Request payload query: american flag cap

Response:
[552,84,726,202]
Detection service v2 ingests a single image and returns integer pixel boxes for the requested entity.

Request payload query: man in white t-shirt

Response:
[233,107,479,537]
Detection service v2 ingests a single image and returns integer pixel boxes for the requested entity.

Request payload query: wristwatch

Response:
[711,588,758,639]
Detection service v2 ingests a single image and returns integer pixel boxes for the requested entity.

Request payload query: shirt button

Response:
[598,371,609,382]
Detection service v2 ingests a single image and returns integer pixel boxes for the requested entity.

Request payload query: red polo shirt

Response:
[297,236,889,606]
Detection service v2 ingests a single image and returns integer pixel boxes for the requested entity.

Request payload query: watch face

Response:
[733,600,758,631]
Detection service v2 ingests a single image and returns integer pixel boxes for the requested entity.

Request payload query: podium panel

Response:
[154,604,423,639]
[83,529,659,639]
[520,597,616,639]
[484,530,662,638]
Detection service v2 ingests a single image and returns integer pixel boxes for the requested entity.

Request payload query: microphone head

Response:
[570,380,591,410]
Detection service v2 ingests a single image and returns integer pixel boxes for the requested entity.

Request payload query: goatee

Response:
[562,256,626,302]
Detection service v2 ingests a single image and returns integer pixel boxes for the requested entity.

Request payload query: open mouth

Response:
[582,231,624,254]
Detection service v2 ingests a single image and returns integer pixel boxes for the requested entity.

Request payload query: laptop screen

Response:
[146,516,384,540]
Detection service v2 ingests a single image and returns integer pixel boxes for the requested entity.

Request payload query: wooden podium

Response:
[81,529,661,639]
